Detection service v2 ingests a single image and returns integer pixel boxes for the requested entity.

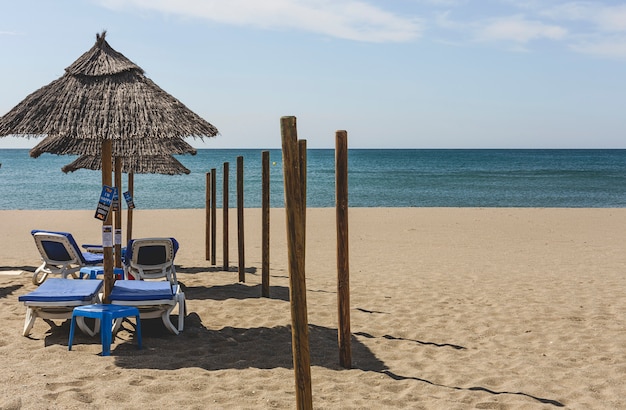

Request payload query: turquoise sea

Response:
[0,149,625,210]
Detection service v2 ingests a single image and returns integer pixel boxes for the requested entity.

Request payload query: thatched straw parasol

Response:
[0,31,218,155]
[0,31,219,300]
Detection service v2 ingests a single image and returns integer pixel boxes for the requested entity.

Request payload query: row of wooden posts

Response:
[202,117,350,409]
[204,153,272,296]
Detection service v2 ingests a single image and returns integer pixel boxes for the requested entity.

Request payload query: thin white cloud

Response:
[591,5,626,32]
[541,2,598,21]
[536,2,626,58]
[97,0,422,43]
[571,38,626,56]
[477,15,567,44]
[541,2,626,31]
[96,0,626,58]
[433,1,626,58]
[416,0,467,5]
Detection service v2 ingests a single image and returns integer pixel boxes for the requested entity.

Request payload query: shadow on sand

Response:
[0,284,23,298]
[36,277,564,408]
[176,266,258,275]
[182,282,290,302]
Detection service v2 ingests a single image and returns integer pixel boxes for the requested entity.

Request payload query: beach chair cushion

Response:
[19,278,103,303]
[109,280,174,301]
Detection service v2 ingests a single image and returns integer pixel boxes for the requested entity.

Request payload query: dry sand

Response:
[1,208,625,409]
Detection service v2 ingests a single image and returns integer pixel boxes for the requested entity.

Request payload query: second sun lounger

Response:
[18,278,103,337]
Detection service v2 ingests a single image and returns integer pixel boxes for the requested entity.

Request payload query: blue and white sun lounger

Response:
[109,280,185,335]
[31,230,104,285]
[18,278,103,337]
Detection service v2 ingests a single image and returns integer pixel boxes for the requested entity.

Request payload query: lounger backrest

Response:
[137,244,168,266]
[125,238,179,283]
[32,230,84,265]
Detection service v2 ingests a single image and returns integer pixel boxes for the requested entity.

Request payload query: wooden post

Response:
[205,171,211,261]
[299,140,307,259]
[126,173,134,245]
[261,150,270,297]
[211,168,217,266]
[114,157,123,269]
[237,156,245,282]
[336,130,352,368]
[223,162,229,271]
[102,140,114,303]
[280,116,312,409]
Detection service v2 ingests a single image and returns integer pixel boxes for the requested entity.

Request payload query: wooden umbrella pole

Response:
[114,157,122,268]
[280,116,312,410]
[102,140,114,303]
[126,173,134,245]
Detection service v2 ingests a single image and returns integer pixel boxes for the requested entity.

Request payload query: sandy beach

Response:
[1,207,625,409]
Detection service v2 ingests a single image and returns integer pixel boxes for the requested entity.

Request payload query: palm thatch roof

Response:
[0,31,219,158]
[62,154,191,175]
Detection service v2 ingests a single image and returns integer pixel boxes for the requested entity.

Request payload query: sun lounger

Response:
[18,278,103,337]
[109,280,185,335]
[31,230,104,285]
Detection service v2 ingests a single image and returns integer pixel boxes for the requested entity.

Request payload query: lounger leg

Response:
[22,308,36,336]
[76,316,99,337]
[112,317,123,335]
[161,306,179,335]
[177,293,186,332]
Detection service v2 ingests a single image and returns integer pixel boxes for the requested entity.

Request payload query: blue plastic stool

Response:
[68,304,142,356]
[79,267,124,280]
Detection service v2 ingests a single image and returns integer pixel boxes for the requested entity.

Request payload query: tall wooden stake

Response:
[280,116,312,410]
[211,168,217,266]
[261,150,270,297]
[336,130,351,368]
[102,139,114,303]
[205,171,211,261]
[223,162,230,271]
[299,140,307,259]
[237,156,245,282]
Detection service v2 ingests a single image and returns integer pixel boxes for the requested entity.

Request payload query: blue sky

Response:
[1,0,625,149]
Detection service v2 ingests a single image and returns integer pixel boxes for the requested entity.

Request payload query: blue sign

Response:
[123,191,136,209]
[95,185,115,221]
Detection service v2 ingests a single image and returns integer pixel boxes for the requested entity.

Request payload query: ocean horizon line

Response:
[1,149,625,209]
[2,147,626,151]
